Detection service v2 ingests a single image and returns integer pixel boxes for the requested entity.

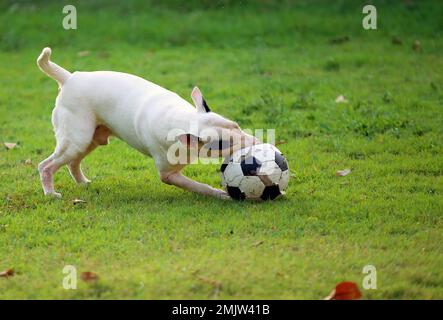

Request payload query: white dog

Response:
[36,48,258,199]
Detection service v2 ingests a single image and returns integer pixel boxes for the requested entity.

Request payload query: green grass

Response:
[0,0,442,299]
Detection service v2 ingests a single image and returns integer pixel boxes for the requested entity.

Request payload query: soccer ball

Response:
[221,143,290,200]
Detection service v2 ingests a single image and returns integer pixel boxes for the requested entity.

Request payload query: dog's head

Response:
[177,87,259,158]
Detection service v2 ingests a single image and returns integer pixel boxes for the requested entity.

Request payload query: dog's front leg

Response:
[160,171,230,200]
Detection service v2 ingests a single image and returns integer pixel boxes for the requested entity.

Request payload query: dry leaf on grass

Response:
[275,140,287,146]
[73,199,86,205]
[335,95,348,103]
[0,268,15,278]
[412,40,421,52]
[336,169,351,177]
[24,159,32,165]
[80,271,99,282]
[324,281,362,300]
[252,240,264,247]
[4,142,17,150]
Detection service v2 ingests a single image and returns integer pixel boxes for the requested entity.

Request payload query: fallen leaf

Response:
[4,142,17,150]
[336,169,351,177]
[335,95,348,103]
[73,199,86,205]
[81,271,99,282]
[0,268,14,278]
[324,281,362,300]
[24,159,32,165]
[412,40,421,52]
[77,50,90,57]
[252,240,264,247]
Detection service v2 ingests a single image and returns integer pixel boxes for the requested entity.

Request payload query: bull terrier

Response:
[36,48,258,199]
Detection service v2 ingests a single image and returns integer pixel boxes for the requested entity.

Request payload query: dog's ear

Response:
[178,133,201,149]
[191,86,211,113]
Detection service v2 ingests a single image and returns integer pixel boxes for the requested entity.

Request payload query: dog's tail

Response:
[37,47,71,86]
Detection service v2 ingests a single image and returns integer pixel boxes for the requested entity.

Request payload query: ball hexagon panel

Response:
[258,160,282,186]
[222,162,243,187]
[251,144,276,162]
[230,144,279,163]
[239,176,265,199]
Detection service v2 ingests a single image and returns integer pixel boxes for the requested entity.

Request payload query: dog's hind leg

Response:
[39,107,96,198]
[67,143,97,184]
[67,125,111,184]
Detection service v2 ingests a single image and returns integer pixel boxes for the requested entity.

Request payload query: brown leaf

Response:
[4,142,17,150]
[412,40,421,52]
[276,271,285,277]
[0,268,14,278]
[324,281,362,300]
[252,240,264,247]
[336,169,351,177]
[81,271,99,282]
[275,140,287,146]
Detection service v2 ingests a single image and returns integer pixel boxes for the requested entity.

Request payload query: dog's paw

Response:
[220,193,232,200]
[214,189,231,200]
[45,191,62,199]
[78,179,91,186]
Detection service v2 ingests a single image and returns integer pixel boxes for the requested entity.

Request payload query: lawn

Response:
[0,0,442,299]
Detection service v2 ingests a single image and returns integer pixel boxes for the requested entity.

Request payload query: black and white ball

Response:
[221,143,290,200]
